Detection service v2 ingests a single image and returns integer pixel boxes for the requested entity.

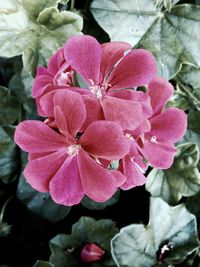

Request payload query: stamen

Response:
[125,133,134,140]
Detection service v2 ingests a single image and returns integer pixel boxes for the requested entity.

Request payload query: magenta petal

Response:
[50,155,84,206]
[32,75,52,98]
[14,121,67,153]
[39,87,89,117]
[100,41,131,81]
[110,170,127,187]
[119,155,146,190]
[101,95,144,130]
[107,49,157,89]
[48,48,65,75]
[80,121,130,161]
[24,149,68,192]
[53,90,87,137]
[109,90,153,118]
[81,95,104,131]
[78,150,117,202]
[64,35,101,85]
[141,141,176,169]
[148,108,187,143]
[148,77,174,116]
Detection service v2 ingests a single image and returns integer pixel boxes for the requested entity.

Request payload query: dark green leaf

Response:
[111,197,200,267]
[146,143,200,204]
[0,86,20,124]
[0,126,19,183]
[17,172,71,222]
[71,217,118,251]
[49,217,118,267]
[33,261,54,267]
[81,190,120,210]
[91,1,200,79]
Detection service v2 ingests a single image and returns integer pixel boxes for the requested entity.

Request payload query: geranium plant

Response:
[0,1,200,267]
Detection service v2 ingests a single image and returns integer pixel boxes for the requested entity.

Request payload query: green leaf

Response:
[176,64,200,110]
[182,111,200,153]
[21,0,59,19]
[166,90,191,110]
[0,126,19,184]
[146,143,200,205]
[49,217,118,267]
[0,0,83,73]
[9,69,38,115]
[0,86,21,125]
[17,172,71,222]
[71,217,118,251]
[111,197,200,267]
[90,1,200,79]
[50,234,78,267]
[33,261,54,267]
[81,190,120,210]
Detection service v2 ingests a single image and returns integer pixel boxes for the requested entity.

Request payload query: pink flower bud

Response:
[80,243,105,262]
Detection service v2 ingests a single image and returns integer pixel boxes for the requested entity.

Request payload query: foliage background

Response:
[1,0,200,266]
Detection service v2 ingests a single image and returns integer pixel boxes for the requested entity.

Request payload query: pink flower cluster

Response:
[14,35,187,206]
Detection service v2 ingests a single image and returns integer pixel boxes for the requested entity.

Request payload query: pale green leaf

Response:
[0,0,83,73]
[90,1,200,79]
[182,111,200,154]
[176,64,200,110]
[21,0,59,19]
[111,197,200,267]
[146,143,200,204]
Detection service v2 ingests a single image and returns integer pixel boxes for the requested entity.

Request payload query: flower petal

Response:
[64,35,101,85]
[50,155,84,206]
[80,95,104,131]
[24,149,68,192]
[14,121,67,153]
[100,41,131,81]
[109,90,152,117]
[101,95,144,130]
[78,149,117,202]
[53,90,87,137]
[47,48,65,75]
[80,121,130,161]
[39,87,89,117]
[119,155,146,190]
[110,170,127,187]
[32,75,53,98]
[141,141,176,169]
[107,49,157,89]
[148,108,187,143]
[148,77,174,116]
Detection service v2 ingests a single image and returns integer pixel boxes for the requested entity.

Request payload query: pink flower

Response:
[137,77,187,169]
[32,48,74,116]
[14,90,129,206]
[37,35,157,130]
[80,243,105,262]
[118,77,187,189]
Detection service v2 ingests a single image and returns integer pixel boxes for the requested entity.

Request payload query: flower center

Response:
[67,144,80,156]
[89,79,111,99]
